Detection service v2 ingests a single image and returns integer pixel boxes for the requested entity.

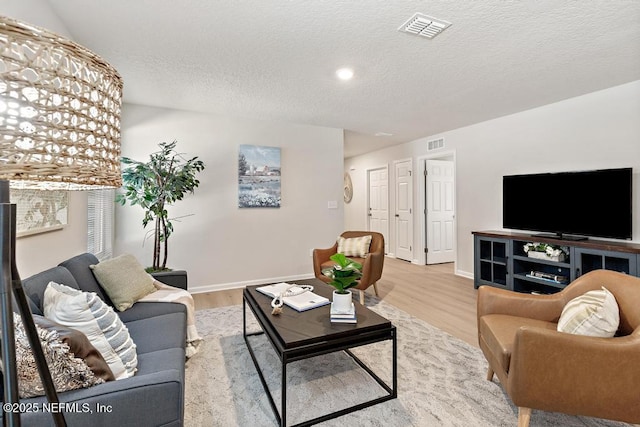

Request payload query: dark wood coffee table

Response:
[243,278,397,427]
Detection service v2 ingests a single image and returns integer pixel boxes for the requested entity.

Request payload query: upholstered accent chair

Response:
[477,269,640,427]
[313,231,385,305]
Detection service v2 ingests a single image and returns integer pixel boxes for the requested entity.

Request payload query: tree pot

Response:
[332,290,353,312]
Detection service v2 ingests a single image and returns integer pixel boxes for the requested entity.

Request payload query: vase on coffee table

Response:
[332,290,353,313]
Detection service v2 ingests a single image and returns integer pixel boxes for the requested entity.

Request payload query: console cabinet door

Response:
[574,248,637,278]
[474,236,511,290]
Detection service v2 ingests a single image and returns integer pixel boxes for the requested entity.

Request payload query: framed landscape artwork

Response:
[11,189,69,237]
[238,144,281,208]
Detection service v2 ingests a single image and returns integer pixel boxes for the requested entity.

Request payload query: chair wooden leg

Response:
[359,290,365,305]
[372,282,379,297]
[518,407,532,427]
[486,367,494,381]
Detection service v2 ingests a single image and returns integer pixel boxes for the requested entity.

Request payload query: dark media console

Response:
[473,230,640,294]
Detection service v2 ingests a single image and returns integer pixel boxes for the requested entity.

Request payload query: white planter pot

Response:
[527,251,565,262]
[332,290,352,312]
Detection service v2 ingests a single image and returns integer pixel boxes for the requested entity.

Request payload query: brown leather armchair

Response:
[313,231,385,305]
[477,269,640,426]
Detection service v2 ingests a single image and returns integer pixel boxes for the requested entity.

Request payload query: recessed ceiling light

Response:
[336,68,354,80]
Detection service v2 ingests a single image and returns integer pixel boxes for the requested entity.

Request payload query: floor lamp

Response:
[0,16,123,426]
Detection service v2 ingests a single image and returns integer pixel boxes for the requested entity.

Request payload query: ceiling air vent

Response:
[398,13,451,39]
[427,138,445,151]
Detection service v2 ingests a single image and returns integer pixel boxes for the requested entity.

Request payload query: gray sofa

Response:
[10,253,187,426]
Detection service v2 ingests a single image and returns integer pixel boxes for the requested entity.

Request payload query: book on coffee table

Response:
[330,302,357,323]
[256,282,330,312]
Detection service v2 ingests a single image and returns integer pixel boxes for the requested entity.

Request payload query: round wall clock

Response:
[343,172,353,203]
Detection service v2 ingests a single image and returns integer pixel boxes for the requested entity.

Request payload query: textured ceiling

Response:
[39,0,640,157]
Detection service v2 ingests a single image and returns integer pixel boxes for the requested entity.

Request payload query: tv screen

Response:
[503,168,632,240]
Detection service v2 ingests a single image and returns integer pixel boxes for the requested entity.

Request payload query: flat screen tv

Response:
[503,168,632,240]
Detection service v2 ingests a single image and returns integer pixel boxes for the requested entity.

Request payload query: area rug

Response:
[184,298,628,427]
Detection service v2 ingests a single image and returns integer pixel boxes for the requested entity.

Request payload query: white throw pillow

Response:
[337,235,372,258]
[557,286,620,337]
[43,282,138,379]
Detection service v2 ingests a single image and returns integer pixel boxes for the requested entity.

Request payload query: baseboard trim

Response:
[456,269,473,280]
[189,273,316,294]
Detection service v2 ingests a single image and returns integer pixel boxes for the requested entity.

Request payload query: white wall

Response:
[117,104,344,291]
[3,0,73,37]
[345,80,640,278]
[7,1,92,278]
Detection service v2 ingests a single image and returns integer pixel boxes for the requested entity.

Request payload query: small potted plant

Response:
[322,253,362,311]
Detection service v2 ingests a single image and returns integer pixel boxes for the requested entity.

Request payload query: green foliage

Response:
[115,140,205,271]
[324,253,362,294]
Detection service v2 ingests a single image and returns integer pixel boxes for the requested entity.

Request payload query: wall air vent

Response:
[427,138,445,151]
[398,13,451,39]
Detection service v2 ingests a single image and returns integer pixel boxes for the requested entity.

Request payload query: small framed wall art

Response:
[238,144,281,208]
[11,189,69,237]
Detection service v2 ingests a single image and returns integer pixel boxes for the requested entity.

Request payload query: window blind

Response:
[87,189,114,261]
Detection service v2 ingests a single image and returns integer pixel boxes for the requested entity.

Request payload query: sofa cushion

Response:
[479,314,557,374]
[557,286,620,337]
[43,282,138,380]
[90,254,156,312]
[337,235,372,258]
[21,266,80,315]
[117,301,187,324]
[59,253,113,306]
[13,313,104,398]
[125,312,187,354]
[33,314,115,382]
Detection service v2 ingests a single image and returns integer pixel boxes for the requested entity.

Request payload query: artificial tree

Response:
[116,140,205,271]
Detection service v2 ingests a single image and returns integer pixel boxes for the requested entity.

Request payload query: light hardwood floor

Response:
[192,257,479,347]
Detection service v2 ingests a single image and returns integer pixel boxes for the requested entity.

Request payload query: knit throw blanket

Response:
[139,280,203,358]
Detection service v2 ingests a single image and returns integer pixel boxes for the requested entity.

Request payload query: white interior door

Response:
[395,159,413,261]
[425,159,455,264]
[368,167,389,253]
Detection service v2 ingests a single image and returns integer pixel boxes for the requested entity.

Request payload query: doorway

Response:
[419,152,456,265]
[394,159,413,261]
[367,166,389,254]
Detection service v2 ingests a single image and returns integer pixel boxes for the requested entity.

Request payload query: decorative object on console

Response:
[238,144,281,208]
[116,140,205,272]
[523,242,568,262]
[0,15,123,426]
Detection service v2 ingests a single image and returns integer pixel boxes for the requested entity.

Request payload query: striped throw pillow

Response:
[337,235,372,258]
[43,282,138,379]
[557,286,619,337]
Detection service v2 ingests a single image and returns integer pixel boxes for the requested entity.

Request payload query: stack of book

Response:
[330,302,357,324]
[526,270,568,284]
